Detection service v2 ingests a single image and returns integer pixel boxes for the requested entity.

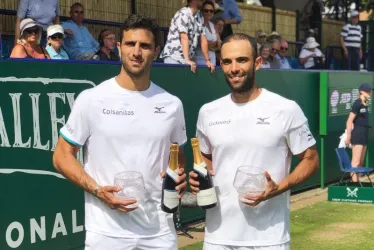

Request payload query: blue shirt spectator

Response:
[62,20,99,60]
[16,0,60,43]
[276,54,292,69]
[61,3,99,60]
[220,0,242,23]
[46,44,69,59]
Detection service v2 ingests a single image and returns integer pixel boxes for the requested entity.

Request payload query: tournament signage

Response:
[329,87,371,117]
[0,76,94,250]
[328,184,374,204]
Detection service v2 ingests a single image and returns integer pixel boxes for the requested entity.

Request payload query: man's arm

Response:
[345,112,356,144]
[223,2,242,25]
[54,16,60,25]
[53,136,137,212]
[200,35,215,72]
[53,136,97,193]
[274,146,319,196]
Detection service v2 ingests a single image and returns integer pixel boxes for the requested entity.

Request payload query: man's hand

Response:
[65,29,74,36]
[189,169,215,195]
[360,49,363,60]
[206,59,215,73]
[96,186,138,213]
[186,59,197,73]
[242,172,279,207]
[160,168,187,199]
[343,48,348,58]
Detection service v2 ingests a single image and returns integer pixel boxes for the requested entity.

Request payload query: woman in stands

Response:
[345,83,372,182]
[299,37,324,69]
[196,1,221,66]
[15,0,60,44]
[259,43,272,69]
[45,25,69,60]
[10,18,50,59]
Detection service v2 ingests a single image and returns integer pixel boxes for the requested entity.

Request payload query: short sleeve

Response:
[340,24,348,37]
[196,107,212,154]
[175,11,189,34]
[59,90,91,147]
[284,102,316,155]
[17,0,29,18]
[171,100,187,147]
[351,100,361,115]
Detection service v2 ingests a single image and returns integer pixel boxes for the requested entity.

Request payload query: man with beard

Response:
[53,15,187,250]
[189,33,319,250]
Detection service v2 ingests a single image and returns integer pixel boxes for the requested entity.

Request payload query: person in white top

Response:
[189,33,319,250]
[53,15,188,250]
[196,1,221,66]
[299,37,325,69]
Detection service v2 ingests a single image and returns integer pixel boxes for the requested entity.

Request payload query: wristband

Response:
[92,186,101,198]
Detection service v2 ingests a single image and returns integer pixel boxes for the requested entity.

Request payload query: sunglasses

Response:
[25,28,39,34]
[280,47,288,51]
[271,48,279,52]
[51,34,64,40]
[260,35,266,38]
[74,10,84,14]
[203,9,214,14]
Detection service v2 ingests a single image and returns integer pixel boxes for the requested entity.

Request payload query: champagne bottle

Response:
[191,138,217,209]
[161,142,180,213]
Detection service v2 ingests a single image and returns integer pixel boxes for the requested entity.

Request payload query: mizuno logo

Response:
[154,107,166,113]
[256,117,270,125]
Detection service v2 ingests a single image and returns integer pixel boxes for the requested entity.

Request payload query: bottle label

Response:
[197,187,217,206]
[166,167,179,182]
[163,189,179,209]
[193,162,208,176]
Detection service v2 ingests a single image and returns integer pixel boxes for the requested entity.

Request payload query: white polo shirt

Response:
[60,78,187,238]
[196,89,316,246]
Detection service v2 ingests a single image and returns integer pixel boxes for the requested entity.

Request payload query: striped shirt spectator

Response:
[341,23,362,48]
[340,10,362,71]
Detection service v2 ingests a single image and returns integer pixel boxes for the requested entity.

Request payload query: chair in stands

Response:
[286,56,303,69]
[0,34,15,59]
[335,148,374,187]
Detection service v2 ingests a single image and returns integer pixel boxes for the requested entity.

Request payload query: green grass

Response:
[181,202,374,250]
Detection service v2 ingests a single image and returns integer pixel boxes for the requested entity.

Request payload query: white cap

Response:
[351,10,359,17]
[308,29,315,34]
[47,25,65,38]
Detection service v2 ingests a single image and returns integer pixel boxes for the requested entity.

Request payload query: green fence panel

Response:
[257,70,321,191]
[323,71,374,184]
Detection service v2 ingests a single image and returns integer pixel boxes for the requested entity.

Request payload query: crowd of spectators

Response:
[6,1,364,72]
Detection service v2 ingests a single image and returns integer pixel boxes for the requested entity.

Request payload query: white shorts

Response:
[85,230,178,250]
[203,242,290,250]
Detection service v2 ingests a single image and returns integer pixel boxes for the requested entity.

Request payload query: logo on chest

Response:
[256,117,270,125]
[154,107,166,114]
[360,108,367,113]
[102,108,134,116]
[208,120,231,126]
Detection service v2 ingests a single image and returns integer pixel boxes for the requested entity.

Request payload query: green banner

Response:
[328,184,374,204]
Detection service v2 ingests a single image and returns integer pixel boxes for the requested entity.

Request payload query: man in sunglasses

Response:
[276,40,292,69]
[61,3,100,60]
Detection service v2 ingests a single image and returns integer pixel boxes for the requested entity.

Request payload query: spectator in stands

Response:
[267,31,281,43]
[268,39,281,69]
[15,0,60,44]
[277,40,292,69]
[10,18,50,59]
[160,0,215,73]
[307,29,315,38]
[259,43,271,69]
[196,1,220,66]
[62,3,100,60]
[340,10,363,71]
[299,37,325,69]
[45,25,69,60]
[255,30,267,55]
[303,0,324,43]
[214,17,225,65]
[93,29,120,61]
[215,0,242,40]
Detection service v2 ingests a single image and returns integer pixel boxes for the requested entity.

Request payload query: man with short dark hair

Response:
[62,3,100,60]
[160,0,215,73]
[53,15,187,250]
[189,33,319,250]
